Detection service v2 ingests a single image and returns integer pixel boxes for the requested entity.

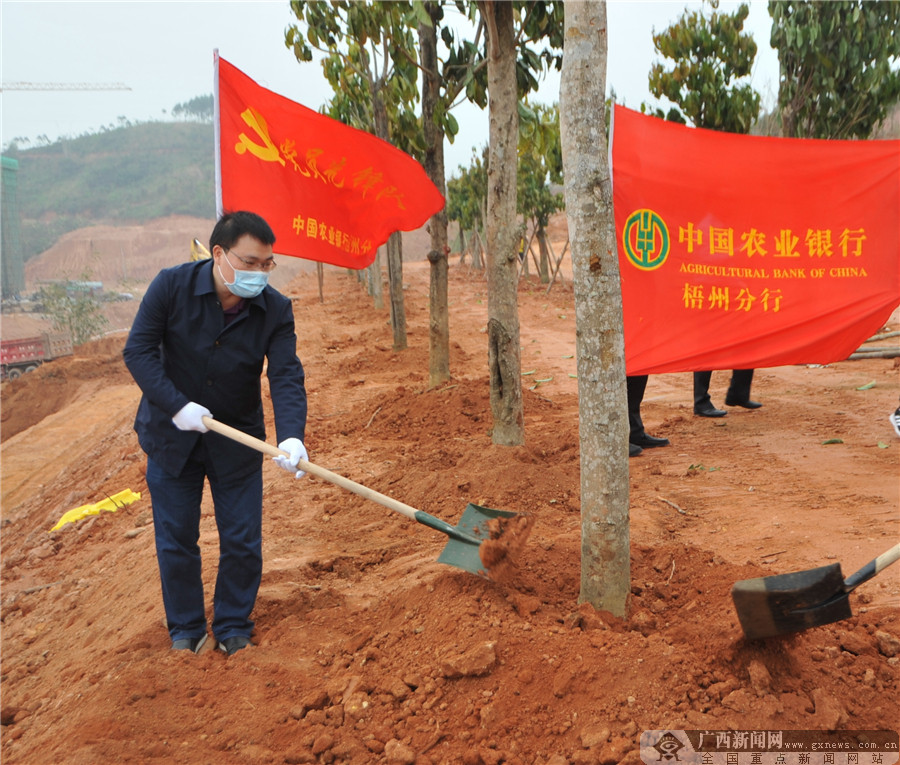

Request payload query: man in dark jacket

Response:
[123,211,308,656]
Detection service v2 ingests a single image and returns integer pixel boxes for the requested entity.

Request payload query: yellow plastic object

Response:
[50,489,142,532]
[190,238,211,261]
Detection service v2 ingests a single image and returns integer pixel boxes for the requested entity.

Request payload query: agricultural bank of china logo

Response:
[622,208,670,271]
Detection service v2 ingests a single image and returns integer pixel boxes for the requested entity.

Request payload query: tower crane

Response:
[0,82,131,92]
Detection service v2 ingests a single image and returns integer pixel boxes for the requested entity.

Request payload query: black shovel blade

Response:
[732,562,853,640]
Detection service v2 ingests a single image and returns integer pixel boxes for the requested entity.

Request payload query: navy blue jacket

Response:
[123,260,307,477]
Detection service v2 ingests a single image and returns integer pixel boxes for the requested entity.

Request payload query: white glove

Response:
[274,438,308,479]
[172,402,211,432]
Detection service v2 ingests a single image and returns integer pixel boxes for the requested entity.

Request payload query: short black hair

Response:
[210,211,276,251]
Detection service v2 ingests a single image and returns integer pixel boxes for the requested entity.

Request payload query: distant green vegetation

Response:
[4,121,215,261]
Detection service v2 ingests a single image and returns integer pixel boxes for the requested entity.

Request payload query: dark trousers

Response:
[146,451,263,643]
[626,374,648,441]
[693,369,755,409]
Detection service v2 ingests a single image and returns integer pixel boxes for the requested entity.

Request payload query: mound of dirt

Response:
[1,237,898,764]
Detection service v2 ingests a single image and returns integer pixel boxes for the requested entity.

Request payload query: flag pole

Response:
[213,49,223,219]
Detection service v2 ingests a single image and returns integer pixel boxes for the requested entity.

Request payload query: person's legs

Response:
[693,371,713,410]
[627,374,669,449]
[146,457,207,643]
[694,371,726,416]
[725,369,761,408]
[626,374,648,441]
[207,456,264,643]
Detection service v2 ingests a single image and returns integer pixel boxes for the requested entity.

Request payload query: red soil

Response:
[2,224,898,765]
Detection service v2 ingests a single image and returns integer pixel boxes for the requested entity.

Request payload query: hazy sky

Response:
[0,1,780,173]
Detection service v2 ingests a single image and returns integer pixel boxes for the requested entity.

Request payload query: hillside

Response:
[5,122,214,260]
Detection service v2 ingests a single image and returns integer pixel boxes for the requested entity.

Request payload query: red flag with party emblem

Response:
[214,52,444,269]
[611,104,900,375]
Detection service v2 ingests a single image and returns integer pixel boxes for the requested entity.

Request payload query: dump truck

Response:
[1,332,73,380]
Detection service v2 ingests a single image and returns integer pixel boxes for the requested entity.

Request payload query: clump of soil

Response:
[479,513,536,578]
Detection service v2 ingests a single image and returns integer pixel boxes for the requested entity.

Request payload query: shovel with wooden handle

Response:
[202,417,533,580]
[731,542,900,640]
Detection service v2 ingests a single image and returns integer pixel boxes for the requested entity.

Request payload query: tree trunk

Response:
[481,0,524,446]
[519,231,530,277]
[473,230,484,270]
[386,232,406,350]
[367,251,384,310]
[560,0,630,616]
[536,227,551,283]
[419,6,450,386]
[368,65,395,318]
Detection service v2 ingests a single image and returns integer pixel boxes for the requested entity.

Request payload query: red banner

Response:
[215,52,444,269]
[611,104,900,375]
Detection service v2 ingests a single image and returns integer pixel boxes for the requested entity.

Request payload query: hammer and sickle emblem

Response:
[234,107,285,166]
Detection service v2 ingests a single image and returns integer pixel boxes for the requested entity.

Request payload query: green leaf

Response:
[821,438,844,445]
[878,442,889,449]
[445,112,459,139]
[856,381,876,390]
[412,1,432,28]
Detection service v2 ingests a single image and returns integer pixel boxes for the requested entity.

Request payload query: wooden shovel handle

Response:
[843,542,900,591]
[202,416,420,522]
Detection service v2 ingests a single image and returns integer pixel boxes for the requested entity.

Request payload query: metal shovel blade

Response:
[425,504,523,579]
[731,562,852,640]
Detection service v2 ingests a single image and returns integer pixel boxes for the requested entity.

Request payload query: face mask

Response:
[218,252,269,298]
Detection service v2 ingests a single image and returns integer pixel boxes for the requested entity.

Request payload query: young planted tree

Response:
[416,1,466,385]
[560,0,630,616]
[478,0,525,445]
[518,102,564,283]
[416,0,551,385]
[40,280,109,346]
[648,0,760,133]
[286,1,421,347]
[446,147,488,266]
[769,0,900,140]
[475,0,564,446]
[288,1,482,373]
[289,1,563,404]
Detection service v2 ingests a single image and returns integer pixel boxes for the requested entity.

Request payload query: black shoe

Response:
[629,443,643,458]
[725,397,762,409]
[217,635,252,656]
[694,404,727,417]
[631,433,670,449]
[171,634,208,654]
